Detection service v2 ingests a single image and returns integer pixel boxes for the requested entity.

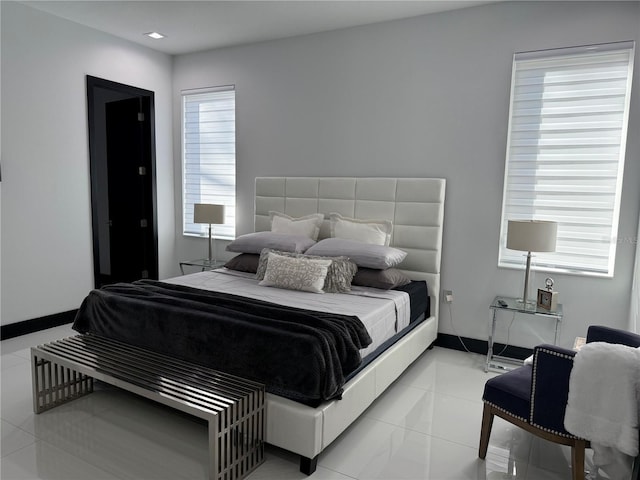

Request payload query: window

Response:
[498,42,635,277]
[182,86,236,239]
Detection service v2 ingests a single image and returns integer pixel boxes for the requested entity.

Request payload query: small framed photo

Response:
[537,289,558,311]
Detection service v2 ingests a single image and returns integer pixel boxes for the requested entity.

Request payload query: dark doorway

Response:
[86,76,158,288]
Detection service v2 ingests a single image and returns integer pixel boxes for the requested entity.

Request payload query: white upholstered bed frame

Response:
[254,177,446,473]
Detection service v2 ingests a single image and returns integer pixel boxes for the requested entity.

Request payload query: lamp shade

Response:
[194,204,225,225]
[506,220,557,253]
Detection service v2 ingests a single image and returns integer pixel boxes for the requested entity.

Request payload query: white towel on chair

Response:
[564,342,640,478]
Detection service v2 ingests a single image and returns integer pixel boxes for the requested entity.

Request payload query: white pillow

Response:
[270,211,324,240]
[329,213,392,246]
[259,252,331,294]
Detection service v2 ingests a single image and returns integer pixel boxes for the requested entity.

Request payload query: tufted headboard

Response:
[254,177,446,322]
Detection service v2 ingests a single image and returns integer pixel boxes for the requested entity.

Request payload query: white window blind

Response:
[498,42,634,277]
[182,86,236,239]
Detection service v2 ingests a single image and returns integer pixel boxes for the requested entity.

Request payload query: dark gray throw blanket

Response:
[72,280,372,406]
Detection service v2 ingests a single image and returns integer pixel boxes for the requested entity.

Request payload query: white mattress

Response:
[165,268,410,358]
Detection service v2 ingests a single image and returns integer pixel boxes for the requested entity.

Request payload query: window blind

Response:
[182,86,236,239]
[498,42,634,277]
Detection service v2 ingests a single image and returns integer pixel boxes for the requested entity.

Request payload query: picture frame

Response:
[537,288,558,311]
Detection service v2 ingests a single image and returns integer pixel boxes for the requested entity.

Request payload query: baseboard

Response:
[1,315,533,360]
[1,310,77,340]
[435,333,533,360]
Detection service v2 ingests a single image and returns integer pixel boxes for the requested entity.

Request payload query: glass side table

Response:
[486,295,563,373]
[179,259,225,275]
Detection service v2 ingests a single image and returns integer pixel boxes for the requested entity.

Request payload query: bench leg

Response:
[208,418,218,480]
[31,354,93,414]
[300,455,318,475]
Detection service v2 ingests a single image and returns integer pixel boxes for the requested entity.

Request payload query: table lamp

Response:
[194,203,226,263]
[506,220,557,307]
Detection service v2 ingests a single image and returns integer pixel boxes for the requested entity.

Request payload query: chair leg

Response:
[479,403,494,459]
[571,440,586,480]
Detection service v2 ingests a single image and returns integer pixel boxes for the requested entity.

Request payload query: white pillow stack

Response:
[269,211,324,240]
[329,213,392,246]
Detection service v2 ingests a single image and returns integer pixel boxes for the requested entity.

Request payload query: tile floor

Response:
[1,325,595,479]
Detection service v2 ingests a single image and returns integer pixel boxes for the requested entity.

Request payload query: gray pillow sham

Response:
[305,238,407,269]
[352,268,412,290]
[224,253,260,273]
[226,232,316,254]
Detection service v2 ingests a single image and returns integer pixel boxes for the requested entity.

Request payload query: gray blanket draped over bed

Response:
[72,280,372,406]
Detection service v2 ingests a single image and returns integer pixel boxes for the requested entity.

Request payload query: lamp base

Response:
[515,298,536,310]
[207,224,217,264]
[516,252,536,310]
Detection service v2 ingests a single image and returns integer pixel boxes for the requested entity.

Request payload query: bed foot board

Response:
[299,455,318,475]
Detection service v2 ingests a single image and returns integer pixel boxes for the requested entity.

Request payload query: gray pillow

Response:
[305,238,407,269]
[352,268,412,290]
[224,253,260,273]
[256,249,357,293]
[226,232,316,254]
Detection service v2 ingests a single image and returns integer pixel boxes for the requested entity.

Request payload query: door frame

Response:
[86,75,158,287]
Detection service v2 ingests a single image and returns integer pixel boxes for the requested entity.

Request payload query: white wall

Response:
[2,1,638,347]
[1,2,174,326]
[173,1,640,348]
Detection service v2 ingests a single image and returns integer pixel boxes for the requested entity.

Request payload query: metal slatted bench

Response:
[31,334,265,480]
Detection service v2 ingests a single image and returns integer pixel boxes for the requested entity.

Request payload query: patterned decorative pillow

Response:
[305,238,407,269]
[259,252,332,294]
[329,213,392,246]
[256,249,357,293]
[270,211,324,240]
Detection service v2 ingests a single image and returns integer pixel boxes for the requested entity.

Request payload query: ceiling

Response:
[22,1,495,55]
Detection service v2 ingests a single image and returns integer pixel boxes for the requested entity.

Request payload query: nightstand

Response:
[179,258,225,275]
[486,295,563,373]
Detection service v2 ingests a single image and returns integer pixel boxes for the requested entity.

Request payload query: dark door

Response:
[87,76,158,287]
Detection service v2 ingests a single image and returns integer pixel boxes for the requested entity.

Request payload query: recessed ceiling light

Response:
[145,32,166,40]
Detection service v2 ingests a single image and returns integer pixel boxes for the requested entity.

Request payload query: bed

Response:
[74,176,446,474]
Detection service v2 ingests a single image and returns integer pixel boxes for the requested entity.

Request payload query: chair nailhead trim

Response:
[530,422,579,439]
[483,400,528,423]
[535,347,574,361]
[529,347,579,439]
[483,401,585,440]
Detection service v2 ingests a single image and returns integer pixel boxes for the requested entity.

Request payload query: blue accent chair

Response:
[479,325,640,480]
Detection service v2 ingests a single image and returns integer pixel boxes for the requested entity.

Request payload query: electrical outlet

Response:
[443,290,453,303]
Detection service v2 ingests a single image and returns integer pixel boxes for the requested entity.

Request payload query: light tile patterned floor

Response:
[1,325,594,479]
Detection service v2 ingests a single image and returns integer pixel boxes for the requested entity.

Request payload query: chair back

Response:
[586,326,640,347]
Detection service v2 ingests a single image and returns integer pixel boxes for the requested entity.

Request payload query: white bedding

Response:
[165,268,410,358]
